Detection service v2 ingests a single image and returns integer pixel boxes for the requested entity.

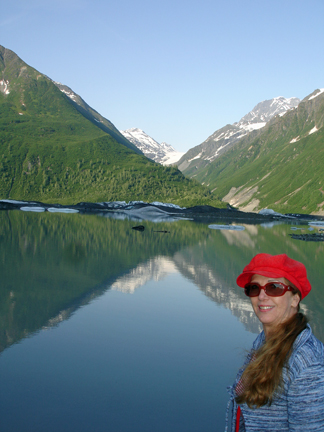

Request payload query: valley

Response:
[1,44,323,214]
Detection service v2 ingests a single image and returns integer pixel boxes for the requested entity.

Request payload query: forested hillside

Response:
[0,45,224,207]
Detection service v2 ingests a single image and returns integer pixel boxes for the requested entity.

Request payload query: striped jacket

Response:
[225,324,324,431]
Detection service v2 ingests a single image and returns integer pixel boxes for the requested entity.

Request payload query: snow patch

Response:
[224,131,234,140]
[188,152,203,162]
[214,132,225,142]
[161,151,184,165]
[309,89,324,101]
[240,122,266,132]
[60,88,77,101]
[309,126,318,135]
[290,136,300,143]
[120,128,182,165]
[0,79,10,95]
[209,144,228,160]
[236,96,300,127]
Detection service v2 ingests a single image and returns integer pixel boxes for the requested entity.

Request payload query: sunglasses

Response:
[244,282,294,297]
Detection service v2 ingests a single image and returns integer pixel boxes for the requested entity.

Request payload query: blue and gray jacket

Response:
[225,324,324,431]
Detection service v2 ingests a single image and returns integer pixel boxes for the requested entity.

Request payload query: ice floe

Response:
[308,221,324,227]
[259,209,296,218]
[108,205,190,223]
[150,201,184,209]
[20,206,45,212]
[1,199,28,204]
[47,208,79,213]
[208,224,245,231]
[8,200,187,222]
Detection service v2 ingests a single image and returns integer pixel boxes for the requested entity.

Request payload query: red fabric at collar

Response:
[235,406,241,432]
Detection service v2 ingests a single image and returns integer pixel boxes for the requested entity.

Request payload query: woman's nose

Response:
[258,287,268,300]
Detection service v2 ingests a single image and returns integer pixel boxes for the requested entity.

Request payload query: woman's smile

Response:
[258,305,274,311]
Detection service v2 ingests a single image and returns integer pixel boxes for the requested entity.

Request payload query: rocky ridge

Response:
[177,96,300,176]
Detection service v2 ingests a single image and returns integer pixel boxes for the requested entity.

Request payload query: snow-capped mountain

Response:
[236,96,300,128]
[177,96,300,175]
[120,128,184,165]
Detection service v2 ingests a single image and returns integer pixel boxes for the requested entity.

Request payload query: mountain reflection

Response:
[109,250,262,333]
[173,252,262,334]
[111,257,178,293]
[1,210,323,354]
[219,224,259,249]
[0,211,210,353]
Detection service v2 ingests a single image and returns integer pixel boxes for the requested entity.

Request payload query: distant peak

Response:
[237,96,300,127]
[120,128,183,165]
[124,127,143,133]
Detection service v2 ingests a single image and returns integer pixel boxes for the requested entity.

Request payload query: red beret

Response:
[236,253,311,299]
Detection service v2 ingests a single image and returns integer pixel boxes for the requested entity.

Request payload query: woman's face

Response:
[250,274,300,337]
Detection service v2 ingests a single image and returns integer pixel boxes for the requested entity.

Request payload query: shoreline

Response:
[1,199,324,225]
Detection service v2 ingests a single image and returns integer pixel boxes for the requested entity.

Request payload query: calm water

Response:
[0,210,323,432]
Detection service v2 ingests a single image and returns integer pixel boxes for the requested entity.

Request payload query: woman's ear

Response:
[291,292,301,309]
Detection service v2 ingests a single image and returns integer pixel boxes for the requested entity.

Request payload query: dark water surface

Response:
[0,211,323,432]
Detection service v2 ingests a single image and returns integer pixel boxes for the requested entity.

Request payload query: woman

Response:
[225,253,324,432]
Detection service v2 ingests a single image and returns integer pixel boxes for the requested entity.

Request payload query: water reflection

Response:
[111,257,178,294]
[1,210,323,355]
[1,210,324,432]
[0,211,210,353]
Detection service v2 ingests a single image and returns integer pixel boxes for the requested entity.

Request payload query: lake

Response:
[0,210,323,432]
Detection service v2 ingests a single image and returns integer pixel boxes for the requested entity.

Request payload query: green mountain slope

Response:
[52,81,140,152]
[194,89,324,214]
[0,45,224,207]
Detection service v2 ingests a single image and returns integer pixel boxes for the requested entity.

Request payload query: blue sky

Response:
[1,0,324,152]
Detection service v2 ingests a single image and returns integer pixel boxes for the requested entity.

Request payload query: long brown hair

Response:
[236,312,308,408]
